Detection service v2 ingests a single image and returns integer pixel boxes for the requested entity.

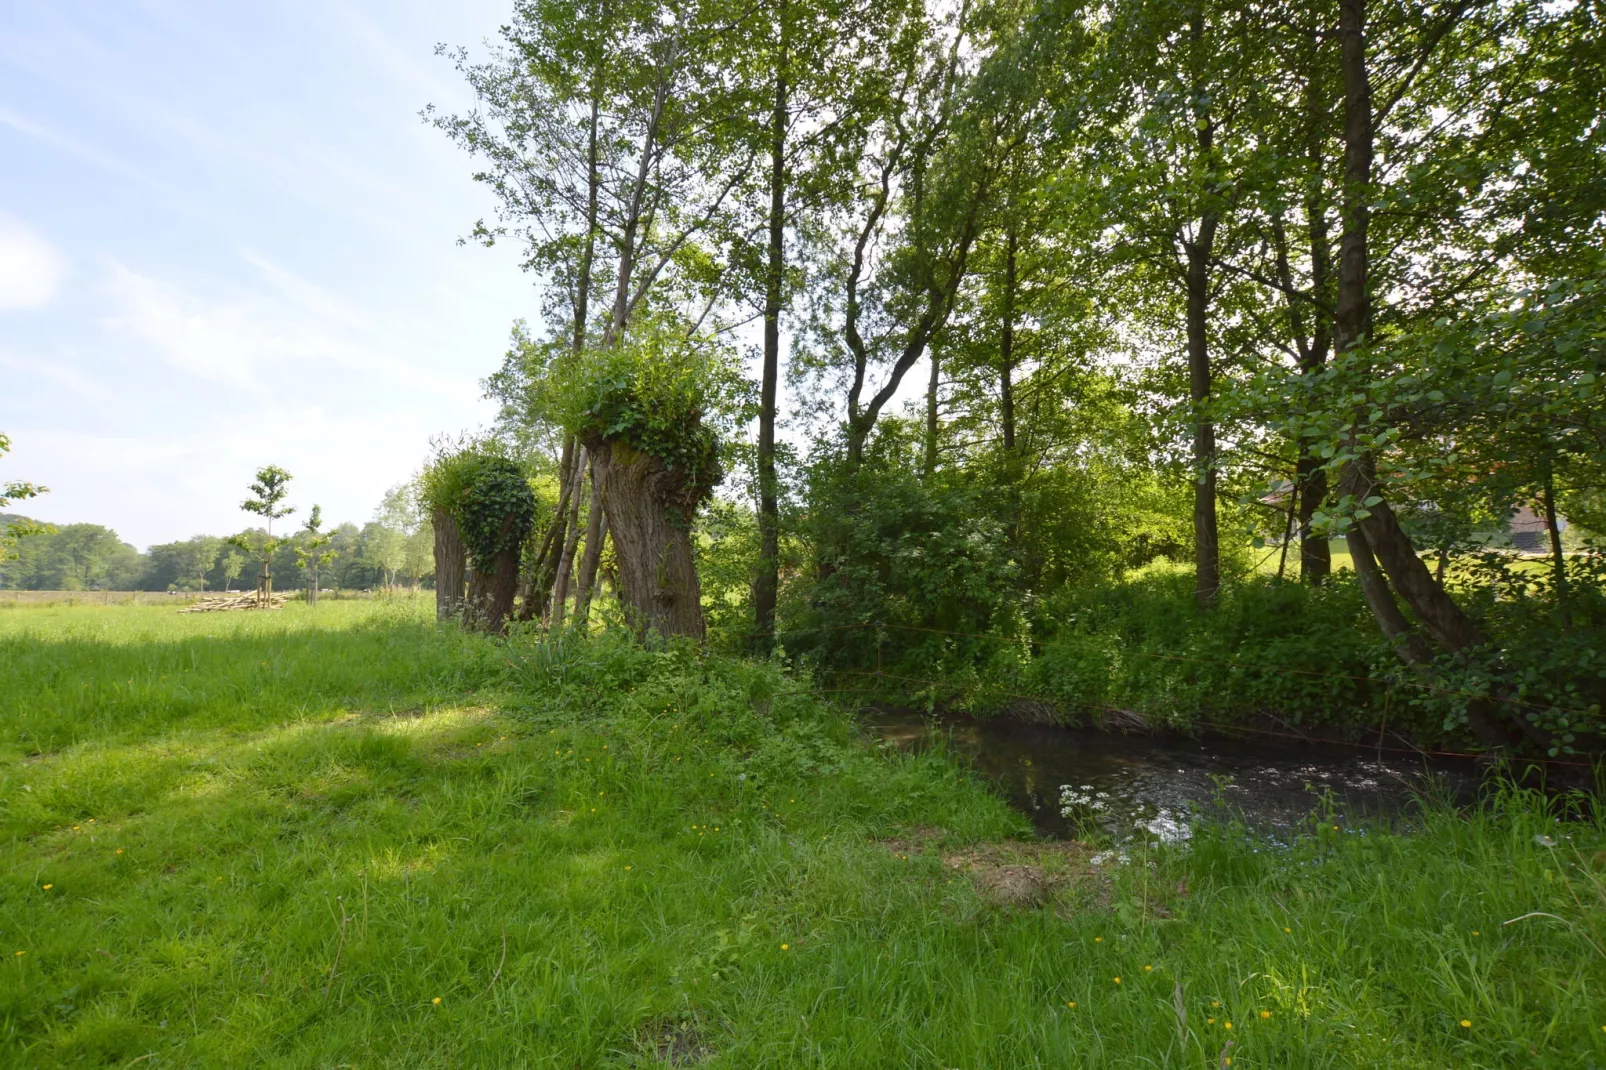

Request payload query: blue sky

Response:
[0,0,540,549]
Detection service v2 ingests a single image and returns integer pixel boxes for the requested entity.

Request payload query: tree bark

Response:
[1333,0,1485,657]
[1296,458,1330,583]
[551,452,587,624]
[587,435,711,640]
[1185,215,1220,605]
[755,14,786,652]
[431,506,466,622]
[999,226,1018,455]
[1185,12,1220,605]
[1347,523,1523,751]
[466,514,520,634]
[1298,47,1334,585]
[1346,526,1434,667]
[1331,0,1548,758]
[519,440,579,622]
[574,455,607,629]
[923,348,941,479]
[1541,458,1570,627]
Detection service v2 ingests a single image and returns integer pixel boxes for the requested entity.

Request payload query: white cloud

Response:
[0,105,154,189]
[0,213,68,309]
[97,256,476,397]
[99,262,270,389]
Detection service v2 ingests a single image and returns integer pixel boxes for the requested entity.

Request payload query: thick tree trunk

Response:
[1341,464,1484,654]
[755,26,786,652]
[466,525,520,635]
[1347,523,1523,750]
[1297,458,1330,583]
[574,457,607,629]
[1184,12,1221,605]
[587,436,710,640]
[1346,526,1434,667]
[1329,14,1555,758]
[1333,0,1486,658]
[431,506,466,622]
[1185,216,1220,605]
[1298,31,1334,586]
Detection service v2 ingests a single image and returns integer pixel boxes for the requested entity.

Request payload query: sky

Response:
[0,0,541,550]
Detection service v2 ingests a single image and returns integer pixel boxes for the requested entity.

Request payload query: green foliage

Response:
[239,465,295,531]
[2,603,1603,1066]
[694,497,764,653]
[552,320,750,496]
[1021,573,1393,733]
[0,432,49,560]
[421,448,539,573]
[0,524,145,592]
[456,457,537,572]
[794,452,1024,674]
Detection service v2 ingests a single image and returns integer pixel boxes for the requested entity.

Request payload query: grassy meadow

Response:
[3,600,1605,1067]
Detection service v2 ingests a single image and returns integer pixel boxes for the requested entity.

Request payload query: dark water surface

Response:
[869,708,1479,842]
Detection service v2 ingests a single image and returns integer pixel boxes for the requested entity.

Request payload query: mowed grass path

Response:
[3,602,1604,1067]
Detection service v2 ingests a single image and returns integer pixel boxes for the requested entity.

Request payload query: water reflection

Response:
[869,708,1476,842]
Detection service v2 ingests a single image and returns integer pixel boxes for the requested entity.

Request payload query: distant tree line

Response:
[0,485,433,592]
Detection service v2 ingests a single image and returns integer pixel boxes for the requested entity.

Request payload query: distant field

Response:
[0,588,417,608]
[0,590,207,606]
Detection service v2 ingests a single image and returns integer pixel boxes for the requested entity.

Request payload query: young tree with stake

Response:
[232,465,295,606]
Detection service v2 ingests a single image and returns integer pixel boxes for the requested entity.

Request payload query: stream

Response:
[869,708,1479,842]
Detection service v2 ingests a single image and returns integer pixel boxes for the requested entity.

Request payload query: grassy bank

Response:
[818,569,1606,753]
[4,602,1604,1066]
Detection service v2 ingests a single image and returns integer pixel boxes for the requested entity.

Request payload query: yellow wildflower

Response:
[1113,976,1121,984]
[1260,1010,1271,1019]
[433,997,442,1005]
[1460,1019,1471,1029]
[781,943,790,951]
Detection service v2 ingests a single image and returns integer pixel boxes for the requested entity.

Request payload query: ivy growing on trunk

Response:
[421,448,538,632]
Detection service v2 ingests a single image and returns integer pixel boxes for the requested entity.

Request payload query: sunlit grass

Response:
[3,603,1603,1066]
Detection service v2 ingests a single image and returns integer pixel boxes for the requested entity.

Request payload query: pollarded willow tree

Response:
[434,0,765,638]
[552,318,748,638]
[420,447,538,633]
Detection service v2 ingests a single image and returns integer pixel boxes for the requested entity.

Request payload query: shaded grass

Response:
[3,603,1604,1066]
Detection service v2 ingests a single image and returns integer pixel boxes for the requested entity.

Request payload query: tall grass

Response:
[3,603,1603,1066]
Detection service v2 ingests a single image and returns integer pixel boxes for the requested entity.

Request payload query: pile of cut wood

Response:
[180,593,291,613]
